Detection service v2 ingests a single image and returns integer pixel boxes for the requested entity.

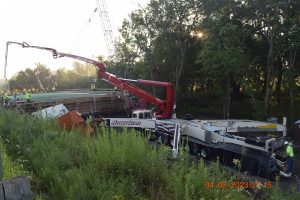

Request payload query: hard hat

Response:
[284,141,289,145]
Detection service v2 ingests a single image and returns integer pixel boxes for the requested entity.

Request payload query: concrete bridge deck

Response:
[11,90,130,116]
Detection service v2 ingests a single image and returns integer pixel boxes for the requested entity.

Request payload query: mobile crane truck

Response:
[5,41,290,179]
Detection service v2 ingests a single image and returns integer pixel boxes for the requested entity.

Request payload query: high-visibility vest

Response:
[286,145,294,157]
[25,92,31,100]
[86,116,92,125]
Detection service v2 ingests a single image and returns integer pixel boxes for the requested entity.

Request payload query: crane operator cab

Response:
[132,109,153,119]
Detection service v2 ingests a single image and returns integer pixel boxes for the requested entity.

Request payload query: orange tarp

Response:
[58,111,94,136]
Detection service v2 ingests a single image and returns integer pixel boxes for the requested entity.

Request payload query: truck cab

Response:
[132,109,152,119]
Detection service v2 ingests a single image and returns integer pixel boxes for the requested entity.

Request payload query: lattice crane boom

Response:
[96,0,114,56]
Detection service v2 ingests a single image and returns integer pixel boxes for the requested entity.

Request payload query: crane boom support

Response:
[5,41,174,119]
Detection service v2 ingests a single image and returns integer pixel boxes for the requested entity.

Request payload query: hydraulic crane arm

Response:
[4,41,174,119]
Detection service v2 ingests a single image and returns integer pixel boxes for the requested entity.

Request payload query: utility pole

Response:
[96,0,114,56]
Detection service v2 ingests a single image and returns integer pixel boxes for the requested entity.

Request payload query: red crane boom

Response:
[4,41,175,119]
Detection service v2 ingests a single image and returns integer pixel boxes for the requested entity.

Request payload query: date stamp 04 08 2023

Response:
[205,181,272,189]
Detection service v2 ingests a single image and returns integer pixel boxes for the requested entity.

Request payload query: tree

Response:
[272,0,300,130]
[34,63,51,90]
[54,62,97,90]
[119,8,159,94]
[9,68,37,90]
[241,0,288,119]
[109,0,300,121]
[149,0,203,101]
[198,22,248,118]
[116,0,203,100]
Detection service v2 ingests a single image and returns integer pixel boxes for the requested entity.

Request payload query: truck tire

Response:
[189,143,199,155]
[244,158,258,175]
[200,147,211,160]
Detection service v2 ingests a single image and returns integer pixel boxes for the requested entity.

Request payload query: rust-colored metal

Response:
[58,111,94,136]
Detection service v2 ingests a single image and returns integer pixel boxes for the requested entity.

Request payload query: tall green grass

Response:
[0,141,30,179]
[0,110,298,199]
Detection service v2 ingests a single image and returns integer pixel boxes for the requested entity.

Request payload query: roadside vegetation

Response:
[0,110,298,199]
[0,141,29,179]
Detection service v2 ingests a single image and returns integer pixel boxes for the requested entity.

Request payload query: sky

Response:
[0,0,149,79]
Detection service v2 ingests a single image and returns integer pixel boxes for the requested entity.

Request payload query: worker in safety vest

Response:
[24,90,31,103]
[3,92,10,106]
[284,141,294,174]
[11,92,17,107]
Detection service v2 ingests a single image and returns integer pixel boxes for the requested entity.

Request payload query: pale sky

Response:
[0,0,149,79]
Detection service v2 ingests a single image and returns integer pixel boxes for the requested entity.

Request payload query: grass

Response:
[0,110,299,199]
[0,141,29,179]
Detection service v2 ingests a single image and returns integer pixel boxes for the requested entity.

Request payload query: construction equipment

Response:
[96,0,114,56]
[5,41,290,180]
[5,41,45,91]
[4,41,175,119]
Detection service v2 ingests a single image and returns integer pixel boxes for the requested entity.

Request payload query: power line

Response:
[70,7,98,52]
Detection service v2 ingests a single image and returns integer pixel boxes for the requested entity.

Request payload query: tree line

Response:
[109,0,300,129]
[8,62,97,92]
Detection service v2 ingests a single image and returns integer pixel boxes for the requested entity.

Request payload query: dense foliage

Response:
[112,0,300,129]
[9,62,97,91]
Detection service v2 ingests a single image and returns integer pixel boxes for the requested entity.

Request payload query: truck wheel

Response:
[167,135,173,147]
[200,147,211,160]
[189,143,199,155]
[244,158,258,175]
[157,133,167,144]
[157,135,163,144]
